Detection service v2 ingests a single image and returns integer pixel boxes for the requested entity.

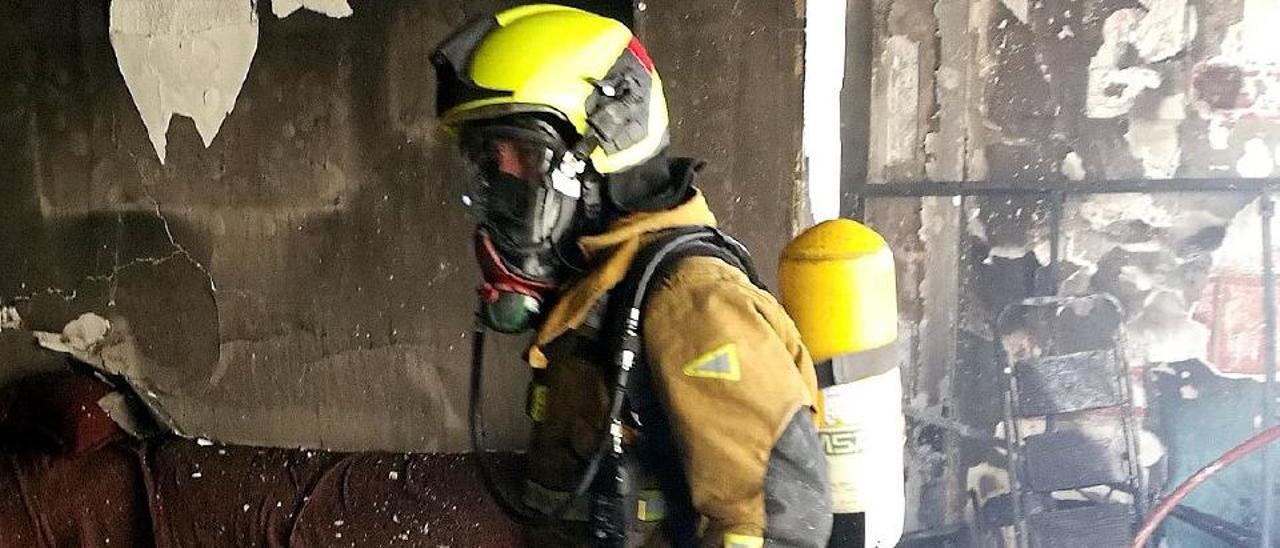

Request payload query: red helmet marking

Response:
[627,37,655,73]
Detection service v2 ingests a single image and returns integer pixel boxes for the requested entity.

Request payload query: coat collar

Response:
[526,190,717,368]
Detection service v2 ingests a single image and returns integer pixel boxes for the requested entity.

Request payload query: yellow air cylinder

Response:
[779,218,904,548]
[779,219,897,362]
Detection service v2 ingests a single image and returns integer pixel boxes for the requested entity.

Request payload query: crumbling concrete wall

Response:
[0,0,805,453]
[864,0,1280,537]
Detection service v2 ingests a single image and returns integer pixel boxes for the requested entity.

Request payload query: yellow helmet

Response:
[432,5,670,174]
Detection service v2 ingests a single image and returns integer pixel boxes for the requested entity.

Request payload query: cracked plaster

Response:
[7,199,217,309]
[4,0,808,455]
[146,197,217,294]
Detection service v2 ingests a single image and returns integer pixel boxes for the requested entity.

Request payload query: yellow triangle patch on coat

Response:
[682,343,741,381]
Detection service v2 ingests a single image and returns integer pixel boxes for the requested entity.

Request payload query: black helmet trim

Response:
[431,15,509,117]
[442,103,572,131]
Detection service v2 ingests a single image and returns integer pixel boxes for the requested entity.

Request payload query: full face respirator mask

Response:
[459,117,596,333]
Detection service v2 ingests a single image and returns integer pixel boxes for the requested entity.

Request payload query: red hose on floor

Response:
[1131,425,1280,547]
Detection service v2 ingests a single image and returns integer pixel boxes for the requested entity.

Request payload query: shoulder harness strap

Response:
[588,225,762,544]
[596,226,763,426]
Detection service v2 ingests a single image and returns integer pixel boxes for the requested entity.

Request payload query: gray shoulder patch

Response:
[763,409,833,547]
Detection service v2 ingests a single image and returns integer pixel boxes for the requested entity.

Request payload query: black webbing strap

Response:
[588,226,759,546]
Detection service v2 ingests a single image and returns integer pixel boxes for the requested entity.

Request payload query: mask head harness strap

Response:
[473,230,556,302]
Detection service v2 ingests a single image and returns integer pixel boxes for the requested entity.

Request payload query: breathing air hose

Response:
[1131,425,1280,547]
[468,318,606,525]
[467,230,727,543]
[465,137,623,529]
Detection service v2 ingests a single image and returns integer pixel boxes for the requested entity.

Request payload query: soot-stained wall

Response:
[0,0,805,453]
[862,0,1280,539]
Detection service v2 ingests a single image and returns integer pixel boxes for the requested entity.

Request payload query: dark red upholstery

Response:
[0,372,525,547]
[0,372,125,455]
[0,443,153,547]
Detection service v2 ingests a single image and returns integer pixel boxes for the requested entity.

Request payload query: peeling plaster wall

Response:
[271,0,354,19]
[109,0,259,164]
[864,0,1280,536]
[0,0,804,453]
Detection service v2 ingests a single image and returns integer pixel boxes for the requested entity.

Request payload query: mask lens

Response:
[494,139,552,182]
[465,137,553,185]
[457,122,582,288]
[461,134,573,246]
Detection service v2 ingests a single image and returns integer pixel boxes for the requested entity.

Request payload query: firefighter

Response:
[433,5,831,547]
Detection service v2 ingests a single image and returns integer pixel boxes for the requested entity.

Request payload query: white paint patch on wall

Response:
[1085,0,1195,179]
[1087,10,1160,118]
[1208,120,1231,150]
[1237,0,1280,63]
[1207,199,1261,271]
[1060,151,1086,181]
[110,0,259,164]
[1125,290,1210,365]
[0,306,22,331]
[1077,193,1172,232]
[802,0,846,223]
[1237,138,1275,177]
[1064,193,1176,269]
[1000,0,1029,24]
[1127,118,1182,178]
[1086,0,1195,119]
[1132,0,1197,63]
[883,36,920,169]
[272,0,353,19]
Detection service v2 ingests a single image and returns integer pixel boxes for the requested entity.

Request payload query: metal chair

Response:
[994,294,1146,548]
